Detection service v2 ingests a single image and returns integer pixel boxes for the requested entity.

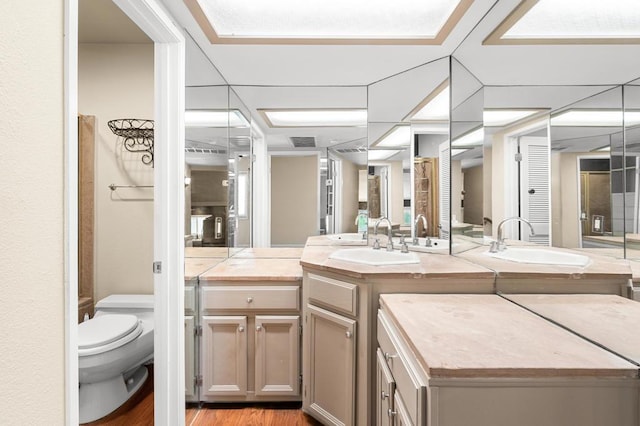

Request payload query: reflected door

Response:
[520,137,550,245]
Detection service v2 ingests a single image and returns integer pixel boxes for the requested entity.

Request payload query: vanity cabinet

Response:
[199,283,301,402]
[303,272,360,426]
[376,294,640,426]
[304,304,356,426]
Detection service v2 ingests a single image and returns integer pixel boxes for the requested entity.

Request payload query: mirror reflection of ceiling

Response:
[84,0,640,158]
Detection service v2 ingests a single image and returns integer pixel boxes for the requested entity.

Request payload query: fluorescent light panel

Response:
[185,110,249,127]
[261,109,367,127]
[410,85,449,121]
[451,128,484,147]
[368,150,401,161]
[551,110,640,127]
[483,109,544,127]
[375,126,411,148]
[195,0,464,39]
[504,0,640,39]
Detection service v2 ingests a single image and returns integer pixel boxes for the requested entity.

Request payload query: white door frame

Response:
[65,1,185,424]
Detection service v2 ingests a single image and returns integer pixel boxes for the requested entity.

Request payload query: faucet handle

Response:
[373,238,381,250]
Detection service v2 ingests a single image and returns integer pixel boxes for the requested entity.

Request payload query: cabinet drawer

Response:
[307,273,357,316]
[377,310,425,425]
[202,286,299,311]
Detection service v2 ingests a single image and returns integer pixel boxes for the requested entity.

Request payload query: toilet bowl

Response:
[78,294,154,424]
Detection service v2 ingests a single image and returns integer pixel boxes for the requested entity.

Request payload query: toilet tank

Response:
[95,294,154,314]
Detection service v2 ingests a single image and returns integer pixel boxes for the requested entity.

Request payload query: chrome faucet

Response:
[490,217,535,253]
[413,214,428,246]
[373,217,394,251]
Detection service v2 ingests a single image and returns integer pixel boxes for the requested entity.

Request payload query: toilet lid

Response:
[78,314,142,353]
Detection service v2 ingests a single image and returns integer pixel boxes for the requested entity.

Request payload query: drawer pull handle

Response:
[388,408,397,417]
[238,326,245,332]
[247,297,253,303]
[256,325,262,331]
[381,391,389,400]
[345,331,353,339]
[384,352,397,361]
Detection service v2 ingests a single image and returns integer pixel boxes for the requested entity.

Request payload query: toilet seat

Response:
[79,314,143,357]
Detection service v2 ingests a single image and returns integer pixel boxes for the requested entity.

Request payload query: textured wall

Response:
[78,44,154,301]
[0,1,65,423]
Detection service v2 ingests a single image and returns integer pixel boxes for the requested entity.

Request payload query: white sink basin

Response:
[484,247,590,267]
[329,248,420,266]
[392,237,449,252]
[327,233,367,243]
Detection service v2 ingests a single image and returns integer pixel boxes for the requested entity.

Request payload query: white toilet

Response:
[78,294,154,424]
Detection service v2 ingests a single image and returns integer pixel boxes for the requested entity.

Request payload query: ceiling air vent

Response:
[336,147,367,153]
[290,137,316,148]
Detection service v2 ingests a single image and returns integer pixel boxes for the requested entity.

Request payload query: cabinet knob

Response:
[238,326,245,332]
[345,331,353,339]
[256,325,262,331]
[247,297,253,303]
[388,408,397,417]
[384,352,397,361]
[381,391,389,400]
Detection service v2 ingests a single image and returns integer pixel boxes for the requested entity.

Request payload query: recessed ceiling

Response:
[185,0,473,44]
[484,0,640,45]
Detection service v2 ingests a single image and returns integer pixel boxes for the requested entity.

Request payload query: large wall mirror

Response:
[231,85,368,247]
[184,35,230,257]
[625,78,640,260]
[450,57,484,254]
[368,58,450,252]
[449,53,634,259]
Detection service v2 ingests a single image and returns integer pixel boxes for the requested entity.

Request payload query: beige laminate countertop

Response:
[300,244,494,280]
[456,244,631,280]
[380,294,638,379]
[184,257,225,281]
[505,294,640,364]
[231,247,304,259]
[199,258,303,282]
[185,247,230,258]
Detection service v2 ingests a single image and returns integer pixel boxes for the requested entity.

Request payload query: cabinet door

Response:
[304,304,356,426]
[201,315,247,398]
[185,315,196,401]
[376,349,395,426]
[393,391,414,426]
[255,315,300,396]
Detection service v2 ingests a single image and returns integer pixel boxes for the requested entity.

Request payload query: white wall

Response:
[79,44,154,300]
[0,1,65,423]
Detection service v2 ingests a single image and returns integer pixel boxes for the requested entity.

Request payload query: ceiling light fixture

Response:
[371,125,411,148]
[259,109,367,127]
[406,81,450,122]
[485,0,640,44]
[483,109,546,127]
[451,128,484,147]
[185,110,250,128]
[185,0,473,44]
[368,149,401,161]
[551,110,640,127]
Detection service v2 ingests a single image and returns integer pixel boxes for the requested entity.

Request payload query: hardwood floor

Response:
[84,366,321,425]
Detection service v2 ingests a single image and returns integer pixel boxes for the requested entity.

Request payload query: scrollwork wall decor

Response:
[108,119,154,167]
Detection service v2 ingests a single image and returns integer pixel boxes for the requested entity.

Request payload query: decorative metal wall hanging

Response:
[108,119,154,167]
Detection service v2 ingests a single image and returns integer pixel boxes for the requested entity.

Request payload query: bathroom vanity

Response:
[457,244,632,296]
[376,294,639,426]
[299,239,637,426]
[300,239,495,426]
[197,254,303,403]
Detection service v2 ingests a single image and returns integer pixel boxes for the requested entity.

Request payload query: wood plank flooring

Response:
[84,366,321,425]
